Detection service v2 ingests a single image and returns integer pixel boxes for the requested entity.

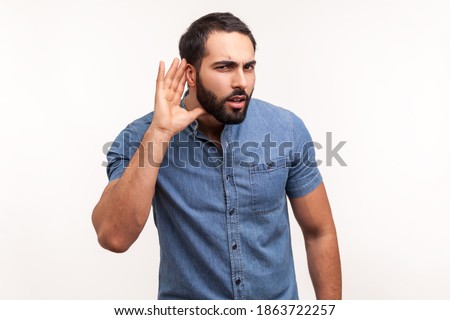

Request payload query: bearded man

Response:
[92,12,341,300]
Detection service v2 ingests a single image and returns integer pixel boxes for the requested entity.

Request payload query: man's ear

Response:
[185,64,197,88]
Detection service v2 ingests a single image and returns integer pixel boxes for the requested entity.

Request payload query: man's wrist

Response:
[135,125,172,167]
[145,124,174,143]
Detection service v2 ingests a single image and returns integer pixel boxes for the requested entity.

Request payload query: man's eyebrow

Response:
[211,60,238,67]
[211,60,257,67]
[244,60,257,67]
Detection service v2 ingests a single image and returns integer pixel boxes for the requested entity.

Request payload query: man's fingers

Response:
[171,59,187,90]
[156,61,165,82]
[175,72,186,98]
[156,58,187,108]
[164,58,180,85]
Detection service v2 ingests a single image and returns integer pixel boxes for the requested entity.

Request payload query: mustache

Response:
[224,89,249,100]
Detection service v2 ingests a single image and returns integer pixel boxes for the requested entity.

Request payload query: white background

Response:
[1,0,449,299]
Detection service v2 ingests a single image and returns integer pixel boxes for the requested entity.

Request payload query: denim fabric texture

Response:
[106,96,322,299]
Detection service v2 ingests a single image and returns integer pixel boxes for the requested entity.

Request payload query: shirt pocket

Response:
[249,157,288,214]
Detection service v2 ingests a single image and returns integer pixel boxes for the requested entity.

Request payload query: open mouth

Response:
[226,95,247,109]
[227,95,246,103]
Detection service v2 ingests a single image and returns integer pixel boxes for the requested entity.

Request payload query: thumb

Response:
[189,107,207,120]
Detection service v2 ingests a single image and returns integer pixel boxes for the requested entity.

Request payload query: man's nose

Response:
[231,69,247,90]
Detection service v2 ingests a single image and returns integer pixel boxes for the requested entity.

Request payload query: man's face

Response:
[194,31,256,125]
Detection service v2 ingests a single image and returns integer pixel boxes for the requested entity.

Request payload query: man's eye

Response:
[216,65,228,70]
[245,65,255,70]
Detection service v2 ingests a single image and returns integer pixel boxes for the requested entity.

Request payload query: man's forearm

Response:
[113,125,172,217]
[92,125,171,252]
[305,231,342,299]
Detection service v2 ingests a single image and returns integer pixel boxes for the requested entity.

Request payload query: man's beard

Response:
[196,76,253,125]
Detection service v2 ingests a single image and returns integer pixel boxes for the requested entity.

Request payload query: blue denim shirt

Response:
[106,97,322,299]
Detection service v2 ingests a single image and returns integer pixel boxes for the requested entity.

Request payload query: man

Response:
[92,12,341,300]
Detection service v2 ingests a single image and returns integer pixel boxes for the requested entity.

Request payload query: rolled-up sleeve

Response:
[285,112,322,198]
[106,124,140,182]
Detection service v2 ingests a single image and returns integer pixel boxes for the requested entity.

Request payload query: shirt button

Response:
[226,174,231,181]
[235,278,241,285]
[229,208,234,216]
[232,243,237,250]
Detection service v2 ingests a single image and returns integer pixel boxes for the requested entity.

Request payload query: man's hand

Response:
[151,58,206,138]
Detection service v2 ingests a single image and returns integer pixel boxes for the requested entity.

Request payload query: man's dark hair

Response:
[179,12,256,70]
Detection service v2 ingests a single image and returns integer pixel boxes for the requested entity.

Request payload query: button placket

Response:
[221,127,245,299]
